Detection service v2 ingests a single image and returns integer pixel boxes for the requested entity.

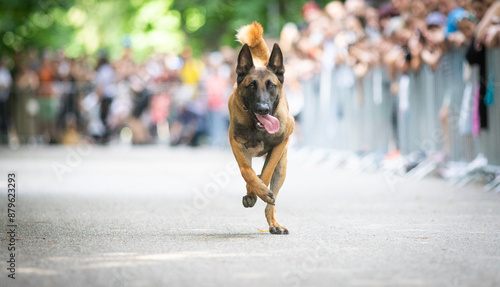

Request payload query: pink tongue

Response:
[255,114,280,134]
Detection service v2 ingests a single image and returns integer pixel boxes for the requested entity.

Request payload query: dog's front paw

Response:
[246,183,275,205]
[251,191,275,205]
[269,226,289,235]
[261,192,275,205]
[242,194,257,208]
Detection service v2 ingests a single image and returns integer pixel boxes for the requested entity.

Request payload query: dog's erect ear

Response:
[267,43,284,83]
[236,44,254,84]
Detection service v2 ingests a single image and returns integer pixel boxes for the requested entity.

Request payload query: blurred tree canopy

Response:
[0,0,331,61]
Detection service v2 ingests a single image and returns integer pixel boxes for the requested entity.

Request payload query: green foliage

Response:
[0,0,332,60]
[173,0,332,54]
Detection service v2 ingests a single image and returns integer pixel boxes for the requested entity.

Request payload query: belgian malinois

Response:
[228,22,295,235]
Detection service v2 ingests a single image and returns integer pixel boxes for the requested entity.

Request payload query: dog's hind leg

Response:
[264,148,289,235]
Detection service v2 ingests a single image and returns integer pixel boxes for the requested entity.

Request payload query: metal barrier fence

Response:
[478,49,500,166]
[299,48,500,173]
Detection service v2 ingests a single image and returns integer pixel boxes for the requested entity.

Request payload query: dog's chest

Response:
[233,121,284,157]
[245,141,267,157]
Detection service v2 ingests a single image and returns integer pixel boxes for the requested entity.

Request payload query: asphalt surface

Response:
[0,145,499,287]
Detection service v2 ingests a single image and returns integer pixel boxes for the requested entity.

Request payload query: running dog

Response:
[228,22,295,235]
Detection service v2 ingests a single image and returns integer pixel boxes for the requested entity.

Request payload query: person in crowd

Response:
[471,0,488,21]
[345,0,368,16]
[366,7,383,43]
[128,74,153,144]
[56,58,83,143]
[379,3,400,32]
[37,51,57,144]
[167,47,206,146]
[93,52,116,143]
[302,1,323,23]
[205,51,230,148]
[410,0,429,31]
[421,12,447,70]
[0,57,12,144]
[458,10,478,38]
[475,1,500,47]
[441,0,468,46]
[424,0,441,12]
[393,0,412,15]
[111,43,137,140]
[462,9,490,134]
[114,38,136,82]
[14,59,39,144]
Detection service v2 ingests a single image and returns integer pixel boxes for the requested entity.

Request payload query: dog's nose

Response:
[255,103,270,115]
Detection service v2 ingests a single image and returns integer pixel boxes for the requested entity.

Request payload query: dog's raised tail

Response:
[236,22,269,66]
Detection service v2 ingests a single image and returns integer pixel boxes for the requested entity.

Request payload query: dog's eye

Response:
[267,81,276,90]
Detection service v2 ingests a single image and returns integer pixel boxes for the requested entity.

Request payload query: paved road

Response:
[0,146,499,287]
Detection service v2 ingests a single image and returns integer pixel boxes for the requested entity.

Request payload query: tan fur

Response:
[236,22,269,67]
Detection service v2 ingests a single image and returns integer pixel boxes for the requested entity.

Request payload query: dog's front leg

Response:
[229,135,275,206]
[259,137,289,187]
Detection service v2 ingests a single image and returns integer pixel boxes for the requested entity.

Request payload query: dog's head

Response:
[236,43,284,133]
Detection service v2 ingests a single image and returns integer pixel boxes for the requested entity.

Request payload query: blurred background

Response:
[0,0,499,187]
[2,2,500,284]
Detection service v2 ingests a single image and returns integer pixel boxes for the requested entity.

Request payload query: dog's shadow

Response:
[178,232,266,240]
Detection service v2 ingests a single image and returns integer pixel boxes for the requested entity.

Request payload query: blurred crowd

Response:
[283,0,500,82]
[0,0,499,148]
[280,0,500,158]
[0,45,237,147]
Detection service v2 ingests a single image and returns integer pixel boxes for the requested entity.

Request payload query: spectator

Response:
[14,60,39,143]
[441,0,468,46]
[205,52,230,148]
[379,3,400,32]
[392,0,411,16]
[421,12,447,70]
[56,59,83,143]
[475,1,500,47]
[471,0,488,21]
[409,0,429,31]
[302,1,322,23]
[38,51,57,143]
[94,53,116,143]
[423,0,441,12]
[0,57,12,144]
